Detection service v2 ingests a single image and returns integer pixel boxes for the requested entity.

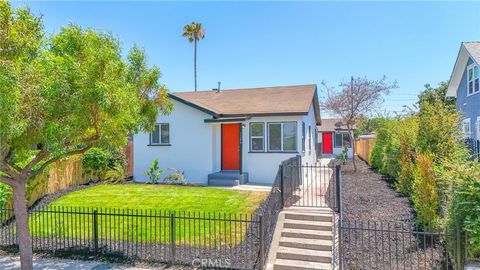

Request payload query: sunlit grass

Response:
[29,184,268,246]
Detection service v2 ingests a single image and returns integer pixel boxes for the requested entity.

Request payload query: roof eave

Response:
[446,44,480,97]
[168,93,219,117]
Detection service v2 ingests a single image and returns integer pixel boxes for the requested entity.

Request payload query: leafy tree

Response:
[355,116,390,137]
[418,81,455,108]
[0,3,172,269]
[182,22,205,91]
[322,76,397,171]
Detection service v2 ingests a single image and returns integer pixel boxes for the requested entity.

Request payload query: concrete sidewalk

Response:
[0,256,158,270]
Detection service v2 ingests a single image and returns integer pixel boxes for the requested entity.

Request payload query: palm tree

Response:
[182,22,205,91]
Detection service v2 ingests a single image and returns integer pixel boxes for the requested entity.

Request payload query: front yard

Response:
[27,184,268,246]
[46,184,267,213]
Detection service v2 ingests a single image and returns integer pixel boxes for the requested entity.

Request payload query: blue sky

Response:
[13,1,480,116]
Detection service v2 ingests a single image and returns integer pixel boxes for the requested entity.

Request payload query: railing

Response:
[280,162,337,209]
[334,165,470,270]
[339,219,453,270]
[0,207,262,269]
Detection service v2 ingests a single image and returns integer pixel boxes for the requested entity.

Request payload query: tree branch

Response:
[0,175,15,186]
[21,150,51,174]
[29,145,94,177]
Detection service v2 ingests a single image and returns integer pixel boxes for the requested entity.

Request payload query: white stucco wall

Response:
[133,100,214,185]
[301,104,319,165]
[134,99,319,185]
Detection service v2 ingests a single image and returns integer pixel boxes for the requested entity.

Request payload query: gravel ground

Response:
[340,159,451,270]
[342,159,414,222]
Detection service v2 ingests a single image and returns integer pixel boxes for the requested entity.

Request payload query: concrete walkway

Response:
[0,256,162,270]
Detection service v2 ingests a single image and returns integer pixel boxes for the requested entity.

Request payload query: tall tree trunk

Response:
[194,39,197,91]
[12,180,33,270]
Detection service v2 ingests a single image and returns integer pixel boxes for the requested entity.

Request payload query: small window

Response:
[302,122,306,152]
[150,123,170,145]
[462,118,471,138]
[268,122,297,152]
[334,132,351,148]
[467,65,479,95]
[308,125,312,153]
[250,123,265,152]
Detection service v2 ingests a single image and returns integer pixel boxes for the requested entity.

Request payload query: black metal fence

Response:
[279,160,338,209]
[0,207,263,269]
[338,219,454,270]
[334,164,471,270]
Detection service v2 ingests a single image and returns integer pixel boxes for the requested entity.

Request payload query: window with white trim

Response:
[308,125,312,153]
[268,122,297,152]
[334,132,352,148]
[150,123,170,145]
[250,122,265,152]
[302,122,306,152]
[467,64,479,95]
[462,118,471,138]
[477,117,480,140]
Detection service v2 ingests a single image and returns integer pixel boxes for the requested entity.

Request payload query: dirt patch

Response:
[341,159,414,222]
[340,159,450,270]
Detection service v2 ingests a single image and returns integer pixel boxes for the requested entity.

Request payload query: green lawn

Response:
[29,184,268,246]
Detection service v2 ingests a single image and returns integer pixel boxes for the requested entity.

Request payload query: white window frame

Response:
[149,123,170,145]
[267,122,298,152]
[334,132,352,148]
[249,122,265,152]
[477,117,480,140]
[462,118,471,138]
[467,64,480,96]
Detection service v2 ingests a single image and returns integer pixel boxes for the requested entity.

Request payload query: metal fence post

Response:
[259,215,265,270]
[93,210,99,255]
[279,165,285,208]
[170,213,175,266]
[335,165,341,213]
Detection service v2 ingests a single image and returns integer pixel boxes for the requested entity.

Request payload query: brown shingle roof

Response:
[170,84,320,123]
[317,119,355,132]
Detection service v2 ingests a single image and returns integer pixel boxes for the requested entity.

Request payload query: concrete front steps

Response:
[267,207,334,270]
[207,171,248,186]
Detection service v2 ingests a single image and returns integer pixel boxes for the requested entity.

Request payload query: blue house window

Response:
[467,64,479,96]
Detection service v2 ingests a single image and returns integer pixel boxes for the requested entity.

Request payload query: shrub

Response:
[338,147,348,165]
[440,161,480,259]
[395,116,418,195]
[144,159,164,184]
[82,147,126,182]
[369,120,394,171]
[163,168,187,185]
[411,152,440,227]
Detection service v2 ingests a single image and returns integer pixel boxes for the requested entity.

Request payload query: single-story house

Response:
[316,119,354,158]
[446,42,480,140]
[133,84,321,186]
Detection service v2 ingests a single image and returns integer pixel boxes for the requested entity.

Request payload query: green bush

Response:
[369,120,395,171]
[411,152,440,227]
[82,147,126,182]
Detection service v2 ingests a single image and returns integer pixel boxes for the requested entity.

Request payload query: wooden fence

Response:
[354,138,375,163]
[5,156,91,208]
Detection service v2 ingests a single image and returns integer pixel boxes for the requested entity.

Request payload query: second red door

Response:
[322,132,333,154]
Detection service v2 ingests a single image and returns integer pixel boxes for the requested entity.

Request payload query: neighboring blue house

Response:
[446,42,480,140]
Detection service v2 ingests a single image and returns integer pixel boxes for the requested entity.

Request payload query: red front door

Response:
[222,124,240,170]
[322,132,333,154]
